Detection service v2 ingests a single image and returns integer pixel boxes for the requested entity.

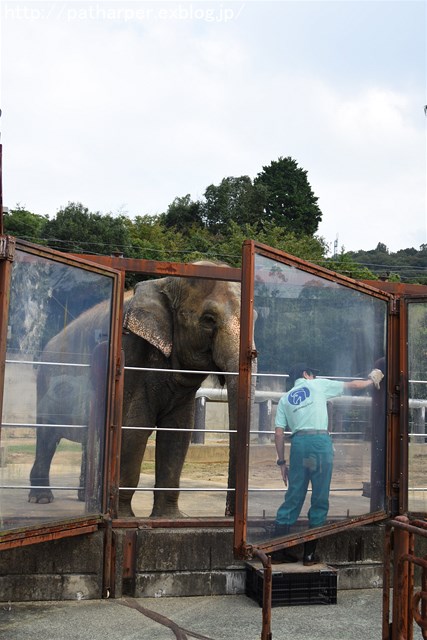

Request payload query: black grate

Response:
[245,562,338,607]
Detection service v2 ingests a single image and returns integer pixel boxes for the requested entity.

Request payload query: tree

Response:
[43,202,136,256]
[3,206,48,243]
[160,195,203,234]
[209,220,328,268]
[202,176,264,233]
[254,156,322,236]
[375,242,389,254]
[348,244,427,284]
[325,250,376,280]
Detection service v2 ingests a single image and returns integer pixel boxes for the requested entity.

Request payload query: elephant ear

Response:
[123,280,173,358]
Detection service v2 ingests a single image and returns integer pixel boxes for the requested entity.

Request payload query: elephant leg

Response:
[28,427,61,504]
[150,405,194,518]
[118,429,150,517]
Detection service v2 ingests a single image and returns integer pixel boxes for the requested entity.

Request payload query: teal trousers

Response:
[276,432,334,528]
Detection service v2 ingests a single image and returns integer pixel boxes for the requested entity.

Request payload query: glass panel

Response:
[0,249,114,530]
[247,254,388,545]
[407,301,427,513]
[117,273,239,519]
[121,378,233,518]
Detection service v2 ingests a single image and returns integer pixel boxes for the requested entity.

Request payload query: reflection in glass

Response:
[247,255,388,545]
[0,250,114,530]
[408,302,427,514]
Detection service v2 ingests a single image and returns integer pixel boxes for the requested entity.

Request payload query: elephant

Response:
[28,262,243,518]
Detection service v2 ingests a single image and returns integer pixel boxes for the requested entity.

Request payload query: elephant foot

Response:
[28,488,54,504]
[149,506,186,519]
[118,503,135,518]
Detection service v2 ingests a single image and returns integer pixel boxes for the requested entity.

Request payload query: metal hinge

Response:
[0,235,16,261]
[390,298,400,315]
[390,388,400,414]
[115,351,124,379]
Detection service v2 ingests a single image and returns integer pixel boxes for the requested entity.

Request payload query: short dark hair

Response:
[289,362,320,386]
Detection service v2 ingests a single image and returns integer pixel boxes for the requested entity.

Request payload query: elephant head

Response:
[120,261,242,517]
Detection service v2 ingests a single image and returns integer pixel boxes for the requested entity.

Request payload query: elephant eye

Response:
[201,312,216,327]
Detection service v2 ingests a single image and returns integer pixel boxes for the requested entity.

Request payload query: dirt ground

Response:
[1,437,426,527]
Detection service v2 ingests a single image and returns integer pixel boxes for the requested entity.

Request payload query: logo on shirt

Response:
[288,387,311,406]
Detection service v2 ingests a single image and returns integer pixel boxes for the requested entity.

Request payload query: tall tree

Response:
[254,156,322,236]
[160,195,203,234]
[202,176,264,233]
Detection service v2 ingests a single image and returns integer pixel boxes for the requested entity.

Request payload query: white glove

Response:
[368,368,384,389]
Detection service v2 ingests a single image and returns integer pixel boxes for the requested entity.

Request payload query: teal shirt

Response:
[275,377,345,433]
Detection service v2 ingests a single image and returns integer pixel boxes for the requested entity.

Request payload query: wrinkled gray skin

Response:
[29,264,241,517]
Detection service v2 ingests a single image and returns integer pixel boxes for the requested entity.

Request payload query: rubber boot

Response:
[303,539,319,566]
[271,523,298,564]
[274,523,291,537]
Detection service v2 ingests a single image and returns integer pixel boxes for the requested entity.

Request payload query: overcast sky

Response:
[1,0,426,254]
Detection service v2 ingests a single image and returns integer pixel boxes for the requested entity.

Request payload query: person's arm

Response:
[344,379,374,392]
[344,368,384,393]
[275,428,288,486]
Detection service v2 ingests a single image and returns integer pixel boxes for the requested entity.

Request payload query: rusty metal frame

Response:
[1,232,426,632]
[0,236,15,453]
[383,516,427,640]
[0,238,124,549]
[234,242,427,640]
[72,253,241,282]
[0,244,242,550]
[234,240,399,561]
[398,295,427,518]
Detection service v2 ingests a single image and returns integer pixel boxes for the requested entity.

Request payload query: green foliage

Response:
[202,176,265,233]
[208,221,327,267]
[253,156,322,236]
[43,202,137,256]
[4,154,426,285]
[347,244,427,284]
[160,195,204,234]
[3,206,48,243]
[324,250,377,280]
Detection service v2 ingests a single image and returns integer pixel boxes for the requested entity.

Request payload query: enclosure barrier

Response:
[2,366,426,501]
[383,516,427,640]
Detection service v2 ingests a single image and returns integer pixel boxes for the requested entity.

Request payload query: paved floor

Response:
[0,589,385,640]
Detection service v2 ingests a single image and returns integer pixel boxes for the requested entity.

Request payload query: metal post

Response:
[392,516,411,640]
[253,548,273,640]
[382,525,392,639]
[192,396,206,444]
[258,399,272,442]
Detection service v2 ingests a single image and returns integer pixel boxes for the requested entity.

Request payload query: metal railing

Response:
[383,516,427,640]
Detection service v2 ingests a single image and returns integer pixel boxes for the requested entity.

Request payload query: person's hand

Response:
[368,368,384,389]
[280,463,289,486]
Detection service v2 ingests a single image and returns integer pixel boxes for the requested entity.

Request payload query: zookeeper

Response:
[274,362,384,566]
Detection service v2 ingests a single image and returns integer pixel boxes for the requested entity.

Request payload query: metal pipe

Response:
[1,422,87,428]
[252,548,273,640]
[392,516,411,640]
[5,359,90,367]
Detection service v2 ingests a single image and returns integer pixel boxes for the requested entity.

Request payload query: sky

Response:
[1,0,426,254]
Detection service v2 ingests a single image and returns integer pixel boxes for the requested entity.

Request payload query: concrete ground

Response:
[0,589,385,640]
